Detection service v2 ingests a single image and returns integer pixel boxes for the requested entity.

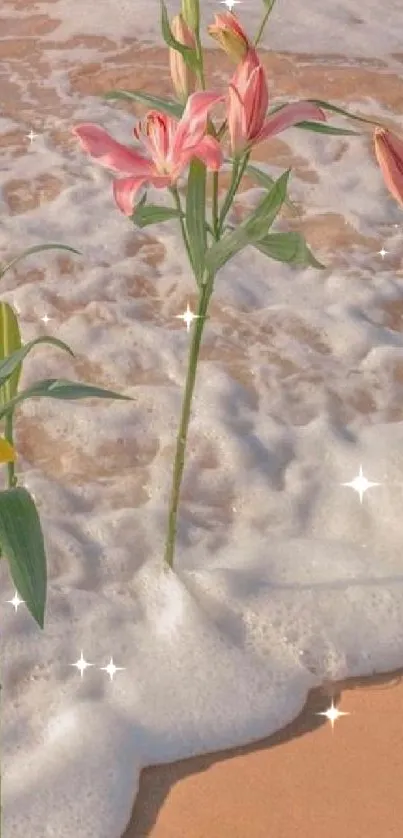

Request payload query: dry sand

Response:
[2,5,403,837]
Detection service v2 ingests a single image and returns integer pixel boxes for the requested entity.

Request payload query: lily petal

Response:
[173,91,225,155]
[72,124,153,175]
[227,83,248,156]
[112,174,171,216]
[253,101,327,144]
[179,135,224,173]
[243,64,269,140]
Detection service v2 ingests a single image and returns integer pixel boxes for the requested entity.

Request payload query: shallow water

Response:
[1,1,403,836]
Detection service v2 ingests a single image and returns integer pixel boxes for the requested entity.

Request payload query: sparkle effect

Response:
[220,0,242,10]
[378,247,388,258]
[316,699,350,731]
[70,651,95,678]
[26,129,38,144]
[176,302,201,333]
[5,591,25,613]
[341,465,381,504]
[100,657,126,681]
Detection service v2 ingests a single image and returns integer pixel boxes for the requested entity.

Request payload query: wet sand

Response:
[123,667,403,838]
[1,5,403,838]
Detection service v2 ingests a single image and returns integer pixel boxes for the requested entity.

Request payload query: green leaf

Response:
[0,379,133,421]
[130,199,184,228]
[206,169,291,276]
[305,98,384,129]
[0,244,81,282]
[268,99,383,131]
[103,89,183,120]
[225,159,299,216]
[186,159,207,284]
[0,487,47,628]
[252,231,327,269]
[265,102,361,136]
[160,0,199,72]
[0,336,75,392]
[0,303,22,408]
[291,121,361,136]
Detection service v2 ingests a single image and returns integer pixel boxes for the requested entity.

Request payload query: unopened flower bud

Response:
[208,12,250,63]
[374,127,403,209]
[181,0,200,35]
[169,14,197,103]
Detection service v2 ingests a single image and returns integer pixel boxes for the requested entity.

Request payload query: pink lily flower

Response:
[227,48,327,156]
[72,91,224,216]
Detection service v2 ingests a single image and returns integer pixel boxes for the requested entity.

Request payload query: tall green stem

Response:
[164,269,215,569]
[218,152,250,234]
[170,186,195,275]
[4,411,17,489]
[212,171,220,240]
[253,0,277,47]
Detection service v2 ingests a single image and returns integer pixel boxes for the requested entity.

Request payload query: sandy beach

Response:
[1,2,403,837]
[124,667,403,838]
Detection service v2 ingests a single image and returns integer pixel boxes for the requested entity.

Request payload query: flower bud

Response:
[181,0,200,34]
[169,14,197,103]
[208,12,250,63]
[374,127,403,209]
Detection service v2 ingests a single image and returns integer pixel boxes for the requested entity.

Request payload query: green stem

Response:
[170,186,196,278]
[164,269,215,569]
[4,411,17,489]
[253,0,277,47]
[218,152,250,235]
[212,171,220,240]
[194,32,205,89]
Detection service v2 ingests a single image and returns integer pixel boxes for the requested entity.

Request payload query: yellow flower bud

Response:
[208,12,250,63]
[0,436,15,463]
[169,14,197,103]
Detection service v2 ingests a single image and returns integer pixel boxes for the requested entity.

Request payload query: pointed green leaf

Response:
[0,303,22,407]
[130,201,184,228]
[265,103,361,136]
[0,244,81,282]
[206,169,291,276]
[291,121,360,136]
[103,89,183,120]
[0,336,75,391]
[268,99,383,131]
[306,99,384,128]
[0,378,133,420]
[225,159,299,216]
[160,0,199,72]
[0,487,47,628]
[186,159,207,284]
[252,231,327,268]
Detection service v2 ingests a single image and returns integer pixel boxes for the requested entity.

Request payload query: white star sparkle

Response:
[378,247,388,258]
[220,0,242,9]
[316,699,350,730]
[26,129,38,144]
[5,590,25,612]
[341,465,381,504]
[175,302,201,333]
[99,657,126,681]
[41,313,52,323]
[70,650,95,678]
